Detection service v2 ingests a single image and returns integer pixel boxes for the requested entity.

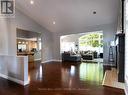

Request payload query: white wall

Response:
[41,30,53,62]
[0,55,29,85]
[125,21,128,94]
[125,1,128,94]
[0,18,16,56]
[0,19,9,55]
[52,23,117,64]
[16,9,42,33]
[8,19,17,55]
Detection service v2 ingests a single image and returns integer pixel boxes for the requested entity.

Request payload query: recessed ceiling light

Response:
[26,42,28,44]
[53,21,56,25]
[30,0,34,5]
[18,42,21,44]
[93,11,97,14]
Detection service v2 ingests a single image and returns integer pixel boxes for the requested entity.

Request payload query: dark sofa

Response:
[80,51,98,60]
[82,54,93,60]
[62,53,81,62]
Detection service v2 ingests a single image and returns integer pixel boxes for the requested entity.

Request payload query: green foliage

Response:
[79,33,103,47]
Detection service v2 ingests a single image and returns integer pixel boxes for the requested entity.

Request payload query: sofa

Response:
[80,51,98,60]
[82,54,94,60]
[62,53,81,62]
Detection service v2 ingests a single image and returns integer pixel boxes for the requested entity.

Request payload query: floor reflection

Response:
[79,62,103,84]
[29,64,44,82]
[36,65,43,81]
[0,61,124,95]
[70,65,75,76]
[61,62,103,88]
[29,62,103,86]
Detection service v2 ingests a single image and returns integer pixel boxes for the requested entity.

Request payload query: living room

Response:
[0,0,127,95]
[60,31,103,62]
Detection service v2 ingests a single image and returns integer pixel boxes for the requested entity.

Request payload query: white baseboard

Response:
[34,58,41,61]
[0,73,29,86]
[125,79,128,95]
[41,59,62,63]
[52,59,62,62]
[41,60,53,63]
[125,87,128,95]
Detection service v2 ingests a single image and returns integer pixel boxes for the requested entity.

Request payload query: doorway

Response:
[60,31,103,63]
[16,28,42,69]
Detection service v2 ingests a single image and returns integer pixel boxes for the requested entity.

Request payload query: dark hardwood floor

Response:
[0,61,125,95]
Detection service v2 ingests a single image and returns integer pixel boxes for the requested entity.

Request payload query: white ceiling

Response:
[16,0,120,33]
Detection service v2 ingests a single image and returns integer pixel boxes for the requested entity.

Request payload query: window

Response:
[18,44,26,51]
[79,32,103,53]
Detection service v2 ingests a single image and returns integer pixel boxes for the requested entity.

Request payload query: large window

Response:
[79,32,103,53]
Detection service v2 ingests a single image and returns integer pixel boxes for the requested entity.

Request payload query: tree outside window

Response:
[79,33,103,52]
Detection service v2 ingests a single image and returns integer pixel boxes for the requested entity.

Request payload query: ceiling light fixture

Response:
[18,42,21,44]
[53,21,56,25]
[30,0,34,5]
[93,11,96,14]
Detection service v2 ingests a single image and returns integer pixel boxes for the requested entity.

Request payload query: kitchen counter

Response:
[17,52,34,63]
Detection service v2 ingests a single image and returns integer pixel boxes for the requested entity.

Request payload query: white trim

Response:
[41,59,62,63]
[52,59,62,62]
[34,58,41,61]
[125,87,128,95]
[0,73,29,86]
[102,71,107,85]
[41,60,53,63]
[125,79,128,95]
